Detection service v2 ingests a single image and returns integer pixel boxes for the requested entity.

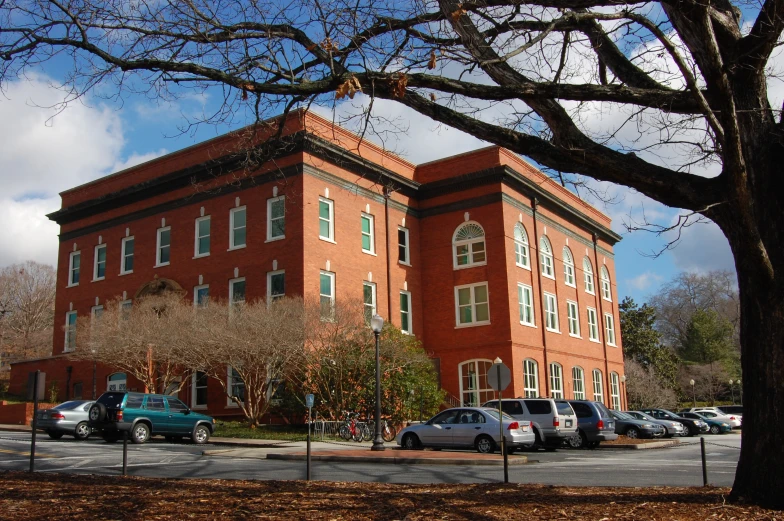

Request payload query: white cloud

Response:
[625,271,664,292]
[668,218,735,273]
[0,197,61,267]
[110,149,169,174]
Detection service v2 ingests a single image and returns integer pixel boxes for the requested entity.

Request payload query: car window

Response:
[483,401,497,409]
[145,396,166,410]
[53,401,79,410]
[524,400,552,415]
[610,410,631,420]
[681,412,696,419]
[458,410,486,424]
[699,411,717,418]
[125,394,144,409]
[555,401,574,416]
[570,402,593,418]
[166,397,189,413]
[81,402,94,411]
[594,402,613,418]
[718,406,743,415]
[430,410,459,425]
[501,401,524,415]
[97,392,126,409]
[483,409,514,421]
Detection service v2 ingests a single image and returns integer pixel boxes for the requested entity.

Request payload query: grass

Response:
[212,420,310,441]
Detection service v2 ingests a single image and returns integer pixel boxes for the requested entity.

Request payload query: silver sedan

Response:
[35,400,95,440]
[625,410,686,438]
[396,407,535,454]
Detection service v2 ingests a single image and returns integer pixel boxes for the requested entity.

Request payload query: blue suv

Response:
[88,391,215,445]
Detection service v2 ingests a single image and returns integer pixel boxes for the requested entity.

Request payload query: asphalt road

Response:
[0,432,741,487]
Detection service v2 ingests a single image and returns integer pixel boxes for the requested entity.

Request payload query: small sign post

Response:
[305,393,314,481]
[487,359,511,483]
[29,370,44,472]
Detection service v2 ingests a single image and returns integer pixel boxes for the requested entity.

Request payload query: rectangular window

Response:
[228,366,245,405]
[267,196,285,241]
[398,227,410,265]
[229,207,247,249]
[64,311,77,351]
[93,245,106,281]
[361,213,375,254]
[592,370,604,402]
[604,313,617,345]
[156,226,171,266]
[455,282,490,326]
[229,278,246,305]
[319,271,335,319]
[567,300,580,337]
[194,216,210,257]
[194,284,209,307]
[91,305,104,319]
[572,367,585,400]
[400,291,412,334]
[610,373,621,410]
[267,270,285,303]
[121,237,134,274]
[318,197,334,241]
[544,292,559,332]
[192,371,208,409]
[68,251,80,286]
[550,364,564,399]
[363,281,377,324]
[517,283,535,326]
[587,307,599,342]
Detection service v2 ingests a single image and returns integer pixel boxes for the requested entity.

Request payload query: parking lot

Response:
[0,430,741,487]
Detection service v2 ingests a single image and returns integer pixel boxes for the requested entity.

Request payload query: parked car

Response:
[607,410,665,438]
[692,409,741,429]
[679,412,732,434]
[624,411,686,438]
[396,407,535,454]
[566,400,618,448]
[716,405,743,417]
[481,398,578,451]
[35,400,95,440]
[637,408,709,436]
[88,391,215,444]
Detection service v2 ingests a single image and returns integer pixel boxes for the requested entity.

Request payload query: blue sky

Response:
[0,74,737,305]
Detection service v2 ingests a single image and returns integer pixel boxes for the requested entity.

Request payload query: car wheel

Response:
[88,403,107,422]
[709,425,721,435]
[475,435,496,454]
[401,433,421,450]
[567,430,587,449]
[626,427,639,439]
[102,432,119,443]
[131,423,151,444]
[46,430,64,440]
[192,425,211,445]
[73,422,91,440]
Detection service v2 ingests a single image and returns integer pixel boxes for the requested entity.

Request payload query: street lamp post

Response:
[690,379,696,408]
[620,375,627,410]
[729,379,735,405]
[91,349,97,400]
[370,314,385,451]
[737,378,742,404]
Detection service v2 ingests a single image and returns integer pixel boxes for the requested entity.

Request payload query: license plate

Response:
[607,422,613,429]
[565,420,572,427]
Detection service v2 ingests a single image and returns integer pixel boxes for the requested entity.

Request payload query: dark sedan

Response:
[679,412,732,434]
[35,400,95,440]
[608,410,665,439]
[638,408,709,436]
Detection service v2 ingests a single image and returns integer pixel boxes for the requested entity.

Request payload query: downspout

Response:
[384,187,393,323]
[531,198,550,397]
[592,233,612,407]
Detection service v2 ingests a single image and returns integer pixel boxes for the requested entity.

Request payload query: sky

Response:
[0,73,739,305]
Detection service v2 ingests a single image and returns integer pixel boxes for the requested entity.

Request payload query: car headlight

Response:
[722,423,729,427]
[643,424,653,428]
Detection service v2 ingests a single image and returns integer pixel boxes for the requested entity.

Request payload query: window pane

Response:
[232,281,246,302]
[458,288,471,306]
[160,246,170,264]
[160,229,170,246]
[270,274,284,297]
[361,216,370,233]
[320,274,331,296]
[474,285,488,303]
[475,302,489,322]
[233,227,246,246]
[125,239,134,255]
[271,219,285,237]
[198,219,210,236]
[400,293,409,312]
[459,306,473,324]
[319,201,330,219]
[199,236,210,254]
[271,199,284,219]
[233,209,246,228]
[319,219,330,238]
[73,254,80,270]
[362,234,371,251]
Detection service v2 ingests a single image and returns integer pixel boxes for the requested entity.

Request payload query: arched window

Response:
[572,367,585,400]
[539,236,554,278]
[513,223,530,269]
[583,257,595,294]
[459,359,494,406]
[610,372,621,410]
[523,359,539,398]
[107,372,127,392]
[453,222,486,269]
[549,363,564,399]
[600,266,612,301]
[563,247,575,286]
[592,369,604,402]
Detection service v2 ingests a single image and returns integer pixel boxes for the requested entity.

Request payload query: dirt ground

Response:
[0,470,780,520]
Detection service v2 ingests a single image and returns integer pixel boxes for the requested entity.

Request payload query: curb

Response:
[595,439,682,450]
[265,453,529,466]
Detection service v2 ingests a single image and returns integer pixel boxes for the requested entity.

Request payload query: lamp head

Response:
[370,314,384,333]
[689,379,695,386]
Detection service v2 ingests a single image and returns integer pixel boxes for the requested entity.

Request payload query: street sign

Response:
[305,393,314,409]
[487,361,511,391]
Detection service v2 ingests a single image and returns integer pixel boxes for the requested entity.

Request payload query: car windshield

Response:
[555,401,574,416]
[483,409,514,421]
[611,411,632,420]
[629,411,654,421]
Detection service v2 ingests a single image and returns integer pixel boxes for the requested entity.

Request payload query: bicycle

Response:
[338,411,368,442]
[365,418,397,442]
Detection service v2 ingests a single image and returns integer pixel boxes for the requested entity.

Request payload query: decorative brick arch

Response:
[134,276,185,299]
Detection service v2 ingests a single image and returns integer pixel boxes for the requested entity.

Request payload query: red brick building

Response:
[10,109,626,418]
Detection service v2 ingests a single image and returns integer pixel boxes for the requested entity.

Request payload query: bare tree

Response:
[0,262,55,363]
[625,360,678,410]
[3,0,784,505]
[73,294,192,394]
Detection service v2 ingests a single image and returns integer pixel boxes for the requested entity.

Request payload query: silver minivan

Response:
[482,398,578,451]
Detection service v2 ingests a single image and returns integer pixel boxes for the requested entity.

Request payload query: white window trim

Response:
[318,197,335,243]
[91,305,104,319]
[194,216,211,258]
[454,282,491,328]
[604,312,617,346]
[193,284,209,307]
[360,213,376,255]
[266,196,285,242]
[566,300,581,338]
[229,206,247,251]
[68,251,81,287]
[543,292,560,333]
[517,283,536,327]
[400,290,412,334]
[267,270,285,304]
[64,311,77,352]
[398,226,411,266]
[191,371,208,410]
[363,281,377,322]
[120,236,134,275]
[155,226,171,267]
[601,268,612,302]
[227,365,244,407]
[319,270,336,320]
[572,367,586,400]
[92,244,106,282]
[610,372,621,410]
[587,307,600,342]
[459,359,494,407]
[592,369,604,402]
[523,359,539,398]
[452,221,487,270]
[549,363,564,399]
[563,249,576,287]
[229,277,246,305]
[539,237,555,280]
[583,259,595,295]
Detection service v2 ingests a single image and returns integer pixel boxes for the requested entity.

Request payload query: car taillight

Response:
[597,419,604,429]
[730,416,736,420]
[116,410,123,422]
[553,417,560,427]
[50,413,65,420]
[508,422,519,430]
